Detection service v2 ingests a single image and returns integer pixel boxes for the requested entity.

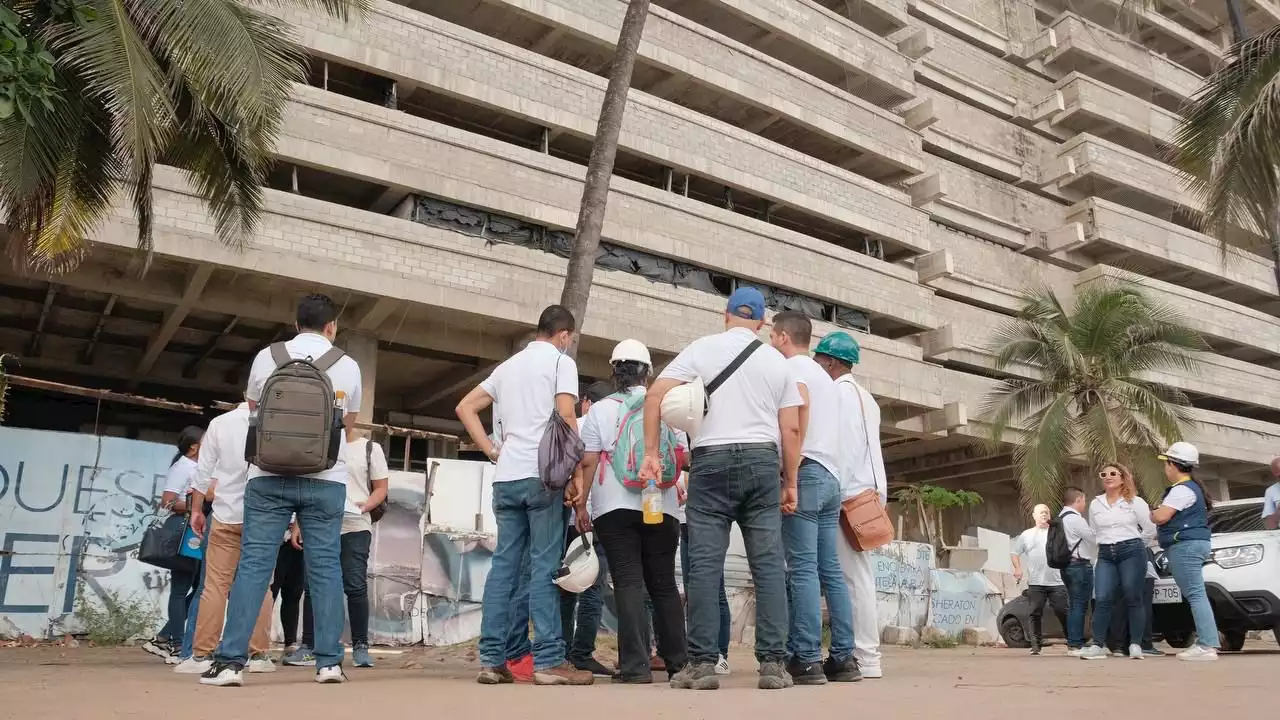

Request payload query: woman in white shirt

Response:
[143,426,204,661]
[570,339,687,683]
[1080,463,1156,660]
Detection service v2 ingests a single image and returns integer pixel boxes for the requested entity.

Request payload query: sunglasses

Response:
[1099,470,1121,479]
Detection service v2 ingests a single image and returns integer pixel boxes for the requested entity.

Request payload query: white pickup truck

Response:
[1150,498,1280,651]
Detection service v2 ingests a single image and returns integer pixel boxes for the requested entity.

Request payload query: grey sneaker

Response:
[670,662,720,690]
[758,660,794,690]
[283,645,316,667]
[1079,645,1108,660]
[352,644,374,668]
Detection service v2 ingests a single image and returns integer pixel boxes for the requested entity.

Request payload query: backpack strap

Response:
[312,346,346,371]
[706,339,761,396]
[365,437,373,488]
[269,342,292,368]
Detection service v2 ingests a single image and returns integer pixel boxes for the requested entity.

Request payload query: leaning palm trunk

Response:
[0,0,368,274]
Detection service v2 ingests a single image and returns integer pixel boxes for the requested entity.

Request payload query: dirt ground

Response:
[2,640,1272,720]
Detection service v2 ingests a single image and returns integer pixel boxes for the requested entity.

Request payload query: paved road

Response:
[4,642,1272,720]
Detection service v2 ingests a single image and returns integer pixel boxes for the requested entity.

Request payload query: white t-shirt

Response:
[580,387,685,520]
[788,354,841,478]
[342,437,390,534]
[1089,494,1156,545]
[1011,526,1064,586]
[1161,484,1198,512]
[164,456,199,497]
[1263,483,1280,519]
[834,375,886,504]
[480,341,579,483]
[658,327,802,449]
[192,404,251,524]
[245,332,362,484]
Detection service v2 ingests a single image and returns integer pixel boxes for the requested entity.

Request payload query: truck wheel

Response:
[1001,616,1029,648]
[1162,631,1192,648]
[1222,630,1246,652]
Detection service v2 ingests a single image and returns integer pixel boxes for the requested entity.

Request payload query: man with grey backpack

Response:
[200,294,363,688]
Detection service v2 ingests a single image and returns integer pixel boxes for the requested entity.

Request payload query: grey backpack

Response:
[537,355,584,491]
[246,342,346,476]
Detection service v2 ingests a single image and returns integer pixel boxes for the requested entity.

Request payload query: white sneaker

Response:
[248,655,277,673]
[141,639,173,660]
[1177,646,1219,662]
[714,655,731,676]
[1078,645,1108,660]
[1128,644,1144,660]
[199,662,244,687]
[316,666,348,684]
[858,664,883,679]
[1067,648,1085,658]
[165,654,182,666]
[174,656,213,674]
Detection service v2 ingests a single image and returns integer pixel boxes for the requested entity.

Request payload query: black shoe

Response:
[822,656,862,682]
[1029,646,1041,656]
[199,661,245,687]
[611,672,654,684]
[785,658,827,686]
[574,657,616,678]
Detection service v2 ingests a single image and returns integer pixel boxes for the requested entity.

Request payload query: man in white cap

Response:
[640,286,803,691]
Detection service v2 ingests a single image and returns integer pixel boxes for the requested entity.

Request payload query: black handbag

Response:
[138,512,200,574]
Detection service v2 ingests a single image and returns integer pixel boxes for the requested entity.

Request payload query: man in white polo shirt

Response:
[769,312,857,684]
[814,331,887,679]
[641,287,803,691]
[201,293,362,688]
[456,305,593,687]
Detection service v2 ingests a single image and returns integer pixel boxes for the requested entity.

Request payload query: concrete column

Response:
[338,330,378,427]
[1217,477,1231,502]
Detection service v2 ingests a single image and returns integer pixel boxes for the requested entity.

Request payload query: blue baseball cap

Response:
[726,286,766,320]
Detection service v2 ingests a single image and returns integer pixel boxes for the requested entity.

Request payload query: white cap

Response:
[611,338,651,366]
[1159,441,1200,467]
[660,377,705,439]
[553,532,600,593]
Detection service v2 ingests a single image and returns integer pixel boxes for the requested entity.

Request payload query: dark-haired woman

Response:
[143,426,204,660]
[1151,442,1220,662]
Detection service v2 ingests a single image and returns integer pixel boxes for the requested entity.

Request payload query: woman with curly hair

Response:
[1079,462,1156,660]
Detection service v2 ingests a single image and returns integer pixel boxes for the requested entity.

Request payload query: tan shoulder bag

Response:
[838,380,895,552]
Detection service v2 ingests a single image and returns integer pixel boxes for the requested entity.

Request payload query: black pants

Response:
[1026,584,1069,646]
[271,542,307,647]
[1108,577,1156,652]
[300,530,373,646]
[593,509,687,680]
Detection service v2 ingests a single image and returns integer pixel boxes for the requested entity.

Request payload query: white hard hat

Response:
[553,532,600,593]
[660,377,705,438]
[611,338,651,366]
[1159,441,1200,467]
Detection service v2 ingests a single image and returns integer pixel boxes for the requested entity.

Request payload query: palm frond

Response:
[1012,392,1076,508]
[240,0,371,22]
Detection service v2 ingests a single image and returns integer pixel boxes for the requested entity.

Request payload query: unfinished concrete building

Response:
[2,0,1278,534]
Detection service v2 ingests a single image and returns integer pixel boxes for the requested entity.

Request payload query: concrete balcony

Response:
[914,24,1054,123]
[650,0,916,108]
[272,8,929,256]
[1033,73,1179,159]
[1031,13,1202,114]
[1036,0,1223,76]
[917,224,1075,313]
[905,0,1014,55]
[274,87,936,335]
[918,89,1060,187]
[391,0,924,180]
[1076,266,1280,367]
[810,0,911,36]
[908,156,1066,250]
[1048,198,1280,313]
[1043,133,1192,219]
[1164,0,1280,43]
[87,168,944,413]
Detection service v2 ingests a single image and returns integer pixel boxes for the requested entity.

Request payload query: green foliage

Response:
[981,280,1205,507]
[0,353,12,423]
[74,588,159,646]
[0,0,369,274]
[896,484,982,550]
[921,631,959,649]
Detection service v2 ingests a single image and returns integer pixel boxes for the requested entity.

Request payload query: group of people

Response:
[1011,445,1222,662]
[455,288,889,689]
[143,294,389,686]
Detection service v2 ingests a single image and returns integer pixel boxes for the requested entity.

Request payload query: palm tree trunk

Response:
[1226,0,1247,43]
[1270,206,1280,292]
[559,0,651,358]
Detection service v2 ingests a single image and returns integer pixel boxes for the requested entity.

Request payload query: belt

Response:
[691,442,777,458]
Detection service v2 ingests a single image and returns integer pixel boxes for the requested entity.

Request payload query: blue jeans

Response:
[783,460,854,663]
[178,528,212,658]
[1165,539,1219,649]
[1062,560,1093,649]
[686,443,787,664]
[1091,539,1146,648]
[680,523,729,656]
[560,524,606,664]
[479,477,566,671]
[215,477,346,669]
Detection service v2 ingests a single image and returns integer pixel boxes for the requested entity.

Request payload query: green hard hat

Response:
[814,331,860,365]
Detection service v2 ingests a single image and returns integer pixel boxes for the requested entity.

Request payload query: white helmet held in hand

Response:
[660,377,705,439]
[554,532,600,593]
[611,338,652,367]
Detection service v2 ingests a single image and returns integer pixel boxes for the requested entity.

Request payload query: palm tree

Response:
[980,281,1207,506]
[1,0,366,274]
[1171,24,1280,290]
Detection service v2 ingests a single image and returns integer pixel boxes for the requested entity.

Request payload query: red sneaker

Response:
[506,653,534,683]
